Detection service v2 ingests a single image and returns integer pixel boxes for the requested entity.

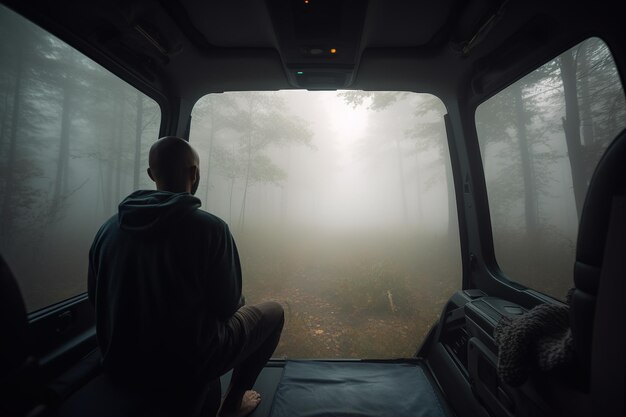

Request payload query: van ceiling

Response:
[2,0,623,104]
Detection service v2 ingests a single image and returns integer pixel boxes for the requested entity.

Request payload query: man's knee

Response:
[256,301,284,329]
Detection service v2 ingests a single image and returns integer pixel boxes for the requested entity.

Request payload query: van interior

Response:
[0,0,624,416]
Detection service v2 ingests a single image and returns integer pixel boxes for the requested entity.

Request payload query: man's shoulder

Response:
[95,214,119,238]
[187,209,231,232]
[90,214,119,255]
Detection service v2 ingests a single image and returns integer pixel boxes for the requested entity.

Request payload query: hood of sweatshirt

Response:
[118,190,201,234]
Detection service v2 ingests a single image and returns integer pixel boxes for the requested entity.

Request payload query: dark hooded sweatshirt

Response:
[88,190,242,383]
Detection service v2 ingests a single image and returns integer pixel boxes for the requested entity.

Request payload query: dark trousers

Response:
[197,301,285,416]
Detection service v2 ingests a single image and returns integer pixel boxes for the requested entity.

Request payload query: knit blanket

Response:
[493,298,574,386]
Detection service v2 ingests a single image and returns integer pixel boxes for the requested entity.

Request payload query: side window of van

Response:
[476,37,626,300]
[0,5,161,311]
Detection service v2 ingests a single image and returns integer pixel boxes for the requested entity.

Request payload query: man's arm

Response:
[87,221,109,309]
[211,223,243,320]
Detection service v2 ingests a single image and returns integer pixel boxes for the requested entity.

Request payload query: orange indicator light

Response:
[330,48,337,54]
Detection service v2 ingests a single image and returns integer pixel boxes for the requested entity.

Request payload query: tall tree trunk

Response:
[280,182,288,226]
[204,106,215,207]
[394,139,409,224]
[238,99,254,230]
[414,146,424,225]
[560,50,585,218]
[239,143,252,229]
[97,155,104,216]
[443,144,456,243]
[104,129,115,214]
[115,136,122,201]
[280,146,292,224]
[229,176,236,224]
[115,92,125,202]
[578,42,594,146]
[0,49,24,242]
[133,92,143,190]
[0,87,9,151]
[50,77,73,217]
[512,82,539,237]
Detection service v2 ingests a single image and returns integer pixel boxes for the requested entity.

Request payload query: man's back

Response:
[89,137,283,416]
[88,190,242,382]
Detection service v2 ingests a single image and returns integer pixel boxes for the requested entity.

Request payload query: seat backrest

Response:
[571,127,626,384]
[0,254,36,415]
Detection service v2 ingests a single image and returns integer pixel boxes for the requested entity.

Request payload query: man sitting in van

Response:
[88,136,284,417]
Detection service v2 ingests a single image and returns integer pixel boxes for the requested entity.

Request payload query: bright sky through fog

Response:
[326,94,369,147]
[324,93,369,182]
[274,91,374,226]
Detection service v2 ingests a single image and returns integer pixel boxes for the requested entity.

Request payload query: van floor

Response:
[220,359,453,417]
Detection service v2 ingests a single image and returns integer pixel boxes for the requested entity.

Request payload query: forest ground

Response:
[238,228,459,358]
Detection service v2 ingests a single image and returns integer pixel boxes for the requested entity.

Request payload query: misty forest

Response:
[1,5,625,359]
[477,37,625,299]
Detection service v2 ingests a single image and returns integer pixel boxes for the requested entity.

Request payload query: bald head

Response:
[147,136,200,194]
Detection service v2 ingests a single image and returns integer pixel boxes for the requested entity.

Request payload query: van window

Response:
[190,91,461,358]
[0,5,161,311]
[476,37,626,300]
